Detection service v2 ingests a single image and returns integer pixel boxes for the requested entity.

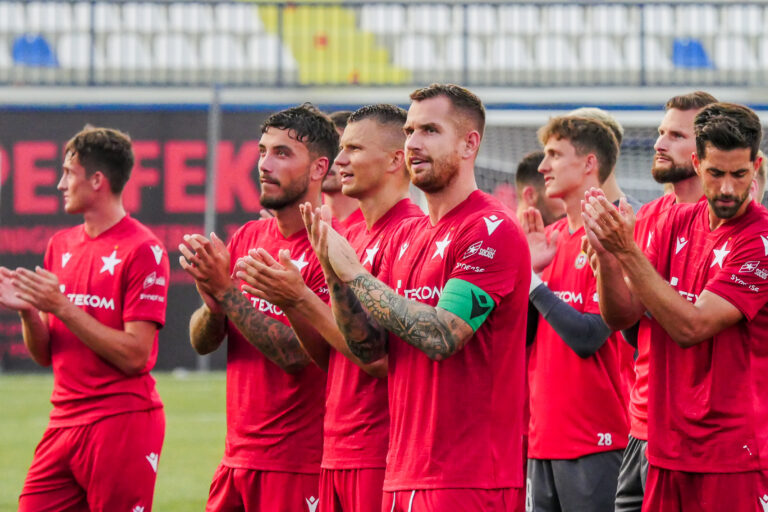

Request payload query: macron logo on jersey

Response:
[759,494,768,512]
[132,507,144,512]
[145,452,159,473]
[483,215,503,235]
[675,237,688,254]
[761,236,768,256]
[399,242,409,260]
[150,245,163,265]
[61,252,72,268]
[306,496,319,512]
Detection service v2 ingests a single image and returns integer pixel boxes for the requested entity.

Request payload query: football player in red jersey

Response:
[584,102,768,512]
[179,104,338,511]
[0,127,169,511]
[303,84,530,511]
[523,116,634,512]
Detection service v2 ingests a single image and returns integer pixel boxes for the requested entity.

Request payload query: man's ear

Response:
[90,171,107,191]
[521,185,537,207]
[461,130,481,160]
[692,152,701,177]
[310,156,330,181]
[388,149,405,175]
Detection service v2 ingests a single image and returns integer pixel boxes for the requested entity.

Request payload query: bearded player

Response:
[0,127,169,511]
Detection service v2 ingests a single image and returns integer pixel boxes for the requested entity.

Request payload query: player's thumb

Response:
[278,249,295,269]
[619,197,634,217]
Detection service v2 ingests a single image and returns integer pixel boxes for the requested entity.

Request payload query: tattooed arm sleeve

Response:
[330,276,388,365]
[219,285,311,373]
[347,272,474,362]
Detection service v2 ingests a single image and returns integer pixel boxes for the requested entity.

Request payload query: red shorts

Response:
[382,488,524,512]
[19,408,165,512]
[206,464,320,512]
[320,467,385,512]
[643,465,768,512]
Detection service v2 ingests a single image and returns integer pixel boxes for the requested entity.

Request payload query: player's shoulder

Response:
[230,217,275,242]
[457,190,519,233]
[49,223,83,244]
[637,193,676,220]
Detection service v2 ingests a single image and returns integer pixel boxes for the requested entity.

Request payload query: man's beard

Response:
[321,169,342,194]
[651,159,696,184]
[260,174,309,210]
[409,153,460,193]
[708,190,750,220]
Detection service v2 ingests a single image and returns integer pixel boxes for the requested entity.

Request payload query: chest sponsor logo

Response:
[483,214,503,235]
[730,274,760,293]
[143,271,167,289]
[671,279,699,303]
[247,294,284,316]
[574,252,587,269]
[740,261,760,274]
[675,236,688,254]
[61,252,72,268]
[67,293,115,310]
[306,496,319,512]
[462,240,496,260]
[150,244,164,265]
[100,249,122,275]
[403,285,443,301]
[553,290,583,304]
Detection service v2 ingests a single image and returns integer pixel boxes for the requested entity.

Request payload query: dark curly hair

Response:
[695,102,762,160]
[262,103,339,163]
[64,127,134,194]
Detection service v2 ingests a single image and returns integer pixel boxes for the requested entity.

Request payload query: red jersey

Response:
[43,215,168,427]
[377,190,529,490]
[322,199,424,470]
[223,218,328,474]
[339,208,365,232]
[644,200,768,473]
[528,218,634,459]
[629,193,677,441]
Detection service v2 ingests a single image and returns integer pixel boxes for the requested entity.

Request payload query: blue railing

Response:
[1,1,766,87]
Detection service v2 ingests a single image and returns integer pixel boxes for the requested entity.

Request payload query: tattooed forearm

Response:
[348,274,468,361]
[331,281,387,364]
[219,286,311,373]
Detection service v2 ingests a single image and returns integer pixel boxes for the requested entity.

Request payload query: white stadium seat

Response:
[123,3,169,34]
[588,5,633,36]
[169,3,215,33]
[489,36,533,70]
[445,35,486,70]
[542,5,585,35]
[359,4,406,34]
[105,33,152,69]
[394,34,441,70]
[466,5,497,36]
[58,33,95,69]
[535,36,579,70]
[0,3,25,33]
[407,5,455,35]
[675,6,719,36]
[215,3,262,35]
[72,2,92,32]
[580,36,623,71]
[498,5,540,35]
[154,34,198,70]
[26,2,72,33]
[201,34,246,71]
[624,36,672,71]
[642,5,675,36]
[94,3,122,33]
[714,37,756,71]
[246,34,297,71]
[722,6,764,36]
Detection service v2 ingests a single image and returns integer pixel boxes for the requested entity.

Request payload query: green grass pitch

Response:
[0,371,226,511]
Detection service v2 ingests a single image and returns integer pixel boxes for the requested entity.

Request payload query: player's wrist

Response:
[529,269,544,295]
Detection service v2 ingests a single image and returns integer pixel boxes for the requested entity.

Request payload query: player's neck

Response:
[82,198,126,238]
[563,182,594,232]
[673,177,703,204]
[424,172,478,225]
[359,185,410,230]
[324,191,359,222]
[275,195,322,238]
[600,173,623,203]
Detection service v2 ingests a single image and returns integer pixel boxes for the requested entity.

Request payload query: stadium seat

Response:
[246,34,297,71]
[12,34,58,67]
[642,5,675,35]
[215,3,262,35]
[26,2,72,33]
[542,5,585,35]
[588,5,634,35]
[714,37,756,71]
[466,5,497,35]
[445,35,486,70]
[94,3,122,33]
[169,3,215,33]
[535,36,579,70]
[154,34,198,70]
[0,3,25,34]
[672,38,714,69]
[105,33,152,70]
[359,4,406,34]
[498,5,540,35]
[624,36,673,71]
[407,5,455,35]
[123,3,169,34]
[675,6,719,36]
[72,2,92,32]
[201,34,246,71]
[57,33,94,69]
[722,5,764,36]
[394,34,441,71]
[757,37,768,69]
[489,36,533,70]
[580,36,623,71]
[0,38,11,71]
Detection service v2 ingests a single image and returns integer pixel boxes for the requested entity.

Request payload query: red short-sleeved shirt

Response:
[339,208,365,232]
[528,218,634,459]
[322,199,424,470]
[223,218,328,474]
[44,216,168,427]
[644,200,768,472]
[377,190,530,491]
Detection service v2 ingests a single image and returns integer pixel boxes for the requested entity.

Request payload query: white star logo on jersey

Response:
[761,235,768,256]
[675,236,688,254]
[398,242,409,260]
[711,241,730,268]
[99,250,122,275]
[291,253,309,272]
[646,231,653,249]
[145,452,159,473]
[483,214,503,235]
[305,496,319,512]
[363,241,380,267]
[61,252,72,268]
[432,234,451,259]
[150,245,163,265]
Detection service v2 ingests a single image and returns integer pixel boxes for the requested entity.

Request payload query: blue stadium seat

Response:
[672,38,714,69]
[12,34,58,67]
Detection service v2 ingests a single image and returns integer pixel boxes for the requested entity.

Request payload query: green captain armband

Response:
[437,278,495,332]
